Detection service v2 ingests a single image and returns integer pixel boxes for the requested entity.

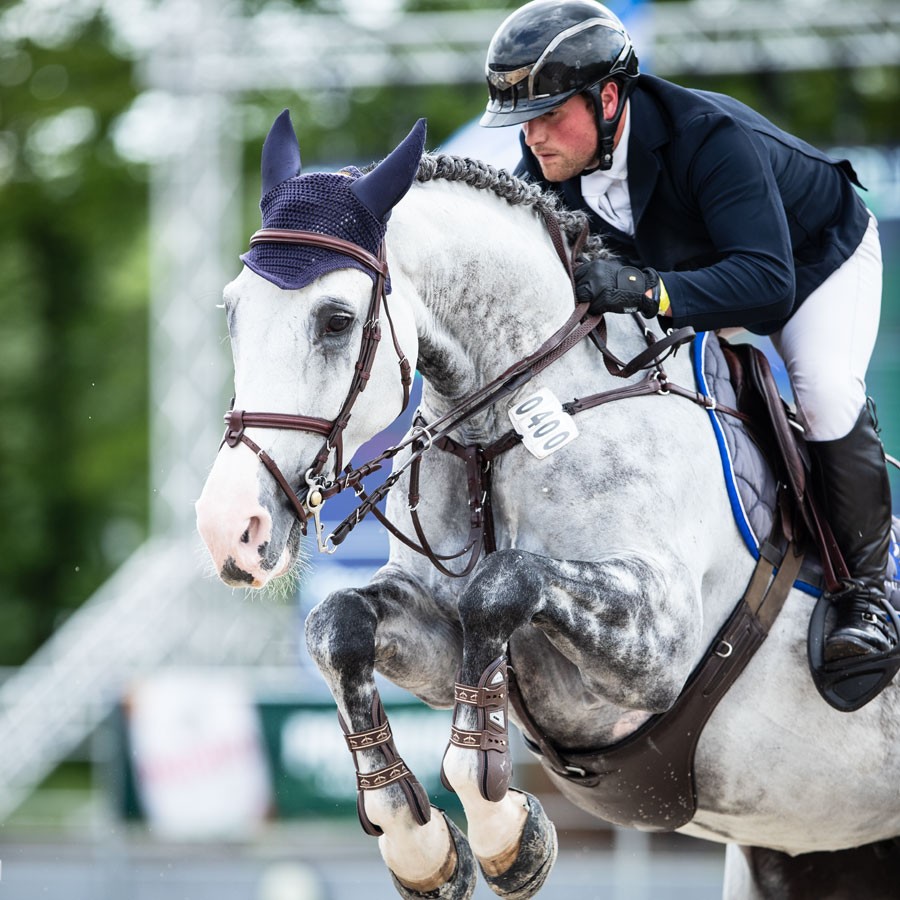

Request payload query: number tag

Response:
[508,388,579,460]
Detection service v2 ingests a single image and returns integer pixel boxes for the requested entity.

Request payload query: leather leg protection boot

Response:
[808,404,895,662]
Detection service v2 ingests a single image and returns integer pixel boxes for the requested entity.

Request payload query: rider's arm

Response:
[656,114,795,332]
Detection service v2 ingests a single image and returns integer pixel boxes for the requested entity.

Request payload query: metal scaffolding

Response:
[0,0,897,821]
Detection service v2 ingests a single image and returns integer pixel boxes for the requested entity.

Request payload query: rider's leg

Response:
[809,404,893,658]
[770,211,894,660]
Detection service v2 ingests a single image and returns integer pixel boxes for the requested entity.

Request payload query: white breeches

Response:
[769,212,883,442]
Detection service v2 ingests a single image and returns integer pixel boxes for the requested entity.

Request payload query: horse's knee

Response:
[458,550,542,634]
[304,589,377,678]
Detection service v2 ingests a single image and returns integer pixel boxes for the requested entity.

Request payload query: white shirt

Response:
[581,103,633,236]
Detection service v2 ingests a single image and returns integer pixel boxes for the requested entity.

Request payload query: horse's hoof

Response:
[478,791,558,900]
[390,810,477,900]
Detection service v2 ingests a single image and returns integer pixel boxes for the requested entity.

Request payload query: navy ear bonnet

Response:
[240,168,389,291]
[241,111,427,293]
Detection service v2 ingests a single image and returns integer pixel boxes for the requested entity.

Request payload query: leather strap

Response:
[508,536,804,831]
[339,695,431,837]
[219,426,313,527]
[343,721,393,752]
[356,760,415,791]
[453,681,507,707]
[449,725,509,753]
[249,228,389,276]
[743,345,850,591]
[441,656,511,803]
[223,232,412,528]
[591,317,697,379]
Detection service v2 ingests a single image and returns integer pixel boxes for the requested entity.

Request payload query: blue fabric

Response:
[891,522,900,583]
[692,332,900,596]
[692,333,769,559]
[693,333,824,596]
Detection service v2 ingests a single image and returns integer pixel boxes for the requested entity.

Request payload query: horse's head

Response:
[196,111,424,588]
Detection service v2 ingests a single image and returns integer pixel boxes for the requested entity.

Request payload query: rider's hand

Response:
[574,259,661,319]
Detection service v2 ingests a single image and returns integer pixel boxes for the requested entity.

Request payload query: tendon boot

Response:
[808,404,896,663]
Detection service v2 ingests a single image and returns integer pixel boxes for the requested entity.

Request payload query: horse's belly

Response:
[685,616,900,854]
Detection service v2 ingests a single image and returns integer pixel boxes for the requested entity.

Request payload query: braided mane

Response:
[415,153,611,262]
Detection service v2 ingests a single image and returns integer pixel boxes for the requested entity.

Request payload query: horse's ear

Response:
[261,109,302,196]
[350,118,426,222]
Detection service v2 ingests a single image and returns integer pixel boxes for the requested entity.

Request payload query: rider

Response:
[480,0,895,665]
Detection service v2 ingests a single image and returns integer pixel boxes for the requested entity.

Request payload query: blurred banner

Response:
[117,673,455,826]
[259,698,455,819]
[124,672,273,837]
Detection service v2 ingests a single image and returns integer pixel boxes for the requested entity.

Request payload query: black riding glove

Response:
[574,259,661,318]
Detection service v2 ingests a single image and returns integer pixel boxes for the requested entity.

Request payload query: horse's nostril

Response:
[241,515,263,547]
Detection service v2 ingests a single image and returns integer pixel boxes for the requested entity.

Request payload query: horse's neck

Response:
[389,180,576,409]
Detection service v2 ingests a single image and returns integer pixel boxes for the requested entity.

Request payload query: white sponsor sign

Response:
[128,671,272,839]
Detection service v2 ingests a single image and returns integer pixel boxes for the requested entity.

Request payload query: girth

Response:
[508,529,804,832]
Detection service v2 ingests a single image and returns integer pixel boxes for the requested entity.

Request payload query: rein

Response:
[363,318,711,577]
[220,221,740,567]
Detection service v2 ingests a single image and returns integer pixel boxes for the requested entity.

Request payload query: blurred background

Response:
[0,0,898,897]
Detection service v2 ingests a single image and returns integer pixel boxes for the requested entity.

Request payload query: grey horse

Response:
[196,114,900,900]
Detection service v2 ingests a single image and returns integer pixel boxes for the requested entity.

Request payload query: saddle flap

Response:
[719,339,849,589]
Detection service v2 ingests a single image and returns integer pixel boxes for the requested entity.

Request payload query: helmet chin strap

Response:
[583,82,630,173]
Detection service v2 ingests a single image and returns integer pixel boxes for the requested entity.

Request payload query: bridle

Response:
[222,227,411,538]
[219,219,720,569]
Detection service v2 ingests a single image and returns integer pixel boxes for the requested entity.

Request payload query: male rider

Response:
[480,0,895,671]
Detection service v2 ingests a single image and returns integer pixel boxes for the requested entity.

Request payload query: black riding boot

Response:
[808,404,895,662]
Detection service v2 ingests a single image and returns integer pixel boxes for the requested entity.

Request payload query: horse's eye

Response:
[326,314,353,334]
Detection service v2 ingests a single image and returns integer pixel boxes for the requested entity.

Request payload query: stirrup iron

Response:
[808,590,900,712]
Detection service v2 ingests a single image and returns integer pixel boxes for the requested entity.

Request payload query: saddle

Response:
[720,340,900,713]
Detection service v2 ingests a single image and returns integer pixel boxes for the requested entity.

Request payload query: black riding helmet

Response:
[481,0,639,170]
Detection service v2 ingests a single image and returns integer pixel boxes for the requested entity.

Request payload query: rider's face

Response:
[522,94,600,183]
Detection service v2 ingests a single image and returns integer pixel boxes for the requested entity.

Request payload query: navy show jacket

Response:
[516,75,870,335]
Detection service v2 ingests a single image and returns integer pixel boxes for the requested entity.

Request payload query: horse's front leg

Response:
[442,547,700,898]
[304,568,477,900]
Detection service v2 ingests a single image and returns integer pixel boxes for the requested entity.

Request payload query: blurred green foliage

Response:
[0,15,147,663]
[0,0,898,665]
